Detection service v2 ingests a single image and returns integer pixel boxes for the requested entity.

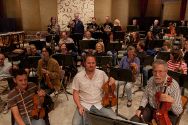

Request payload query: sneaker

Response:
[127,100,132,107]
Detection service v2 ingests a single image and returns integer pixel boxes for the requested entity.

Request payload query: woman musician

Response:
[119,46,140,107]
[8,69,46,125]
[37,47,61,94]
[167,49,187,74]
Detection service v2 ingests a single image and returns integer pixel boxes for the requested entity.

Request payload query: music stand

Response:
[156,52,170,62]
[96,56,112,68]
[86,111,115,125]
[109,68,133,115]
[126,25,138,32]
[113,31,125,42]
[79,40,97,50]
[107,43,122,51]
[27,56,41,83]
[148,39,164,49]
[116,118,148,125]
[29,40,46,50]
[182,74,188,95]
[66,43,76,51]
[46,34,60,44]
[92,31,103,39]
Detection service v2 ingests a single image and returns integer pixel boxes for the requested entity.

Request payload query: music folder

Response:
[79,40,97,50]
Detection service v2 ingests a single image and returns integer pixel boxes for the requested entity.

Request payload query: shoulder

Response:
[74,70,85,79]
[8,88,17,99]
[49,58,58,64]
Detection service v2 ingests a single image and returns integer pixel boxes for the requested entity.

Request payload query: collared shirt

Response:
[167,60,187,74]
[140,76,183,116]
[8,83,37,118]
[0,60,12,80]
[72,69,108,110]
[119,56,140,73]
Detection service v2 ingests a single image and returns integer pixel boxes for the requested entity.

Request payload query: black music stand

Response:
[156,52,170,62]
[96,56,112,68]
[113,31,125,42]
[66,43,76,51]
[126,25,138,32]
[27,56,41,83]
[29,40,46,50]
[79,40,97,50]
[148,39,164,49]
[107,42,122,51]
[182,74,188,95]
[86,111,115,125]
[92,31,103,39]
[109,68,133,115]
[46,34,60,44]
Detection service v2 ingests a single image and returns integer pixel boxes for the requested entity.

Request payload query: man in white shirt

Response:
[72,55,117,125]
[0,53,12,112]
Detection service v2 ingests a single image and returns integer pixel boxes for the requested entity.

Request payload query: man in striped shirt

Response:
[8,69,46,125]
[131,59,183,125]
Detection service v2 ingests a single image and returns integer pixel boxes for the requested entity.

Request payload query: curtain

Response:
[140,0,148,17]
[180,0,187,20]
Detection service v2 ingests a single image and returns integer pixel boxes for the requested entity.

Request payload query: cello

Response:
[101,79,117,107]
[153,76,172,125]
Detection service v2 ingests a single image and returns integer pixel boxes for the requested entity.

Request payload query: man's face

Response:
[61,32,67,39]
[0,54,5,66]
[152,64,167,84]
[85,57,96,72]
[128,50,135,59]
[14,74,28,90]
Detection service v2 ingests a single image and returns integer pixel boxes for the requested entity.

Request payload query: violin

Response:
[31,82,45,119]
[101,79,117,107]
[130,63,137,82]
[153,77,172,125]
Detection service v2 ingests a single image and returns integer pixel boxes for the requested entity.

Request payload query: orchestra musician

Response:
[131,59,183,125]
[72,55,117,125]
[119,46,140,107]
[0,53,17,113]
[167,49,187,74]
[8,69,46,125]
[47,17,60,35]
[87,17,99,33]
[37,47,61,94]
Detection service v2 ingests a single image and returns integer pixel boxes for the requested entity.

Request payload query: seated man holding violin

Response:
[72,54,117,125]
[8,69,46,125]
[131,59,183,125]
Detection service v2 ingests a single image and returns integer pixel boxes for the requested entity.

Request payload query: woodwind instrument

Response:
[42,62,53,89]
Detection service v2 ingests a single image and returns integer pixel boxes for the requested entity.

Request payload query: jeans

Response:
[118,81,133,100]
[143,66,152,87]
[72,105,117,125]
[14,117,46,125]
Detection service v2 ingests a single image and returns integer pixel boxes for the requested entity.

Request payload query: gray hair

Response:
[152,59,168,71]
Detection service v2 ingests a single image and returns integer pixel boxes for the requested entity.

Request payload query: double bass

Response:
[153,76,172,125]
[101,79,117,107]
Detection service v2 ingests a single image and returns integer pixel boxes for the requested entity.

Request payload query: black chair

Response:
[156,52,170,62]
[110,68,133,115]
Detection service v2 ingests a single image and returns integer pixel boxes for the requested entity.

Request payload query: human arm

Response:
[11,106,25,125]
[73,89,84,115]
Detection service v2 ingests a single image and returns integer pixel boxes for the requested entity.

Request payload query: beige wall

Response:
[112,0,129,29]
[39,0,57,31]
[94,0,112,24]
[129,0,140,20]
[163,1,181,21]
[145,0,161,17]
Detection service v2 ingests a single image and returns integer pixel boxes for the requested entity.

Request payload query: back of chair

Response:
[176,96,188,125]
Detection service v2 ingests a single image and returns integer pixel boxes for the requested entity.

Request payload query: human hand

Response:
[160,93,174,103]
[108,77,115,86]
[37,89,46,97]
[42,68,49,74]
[78,106,85,116]
[135,110,141,117]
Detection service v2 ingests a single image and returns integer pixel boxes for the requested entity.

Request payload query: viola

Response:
[31,93,45,119]
[31,82,45,119]
[101,80,117,107]
[154,77,172,125]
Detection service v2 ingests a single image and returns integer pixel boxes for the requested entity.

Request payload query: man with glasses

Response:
[131,59,182,125]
